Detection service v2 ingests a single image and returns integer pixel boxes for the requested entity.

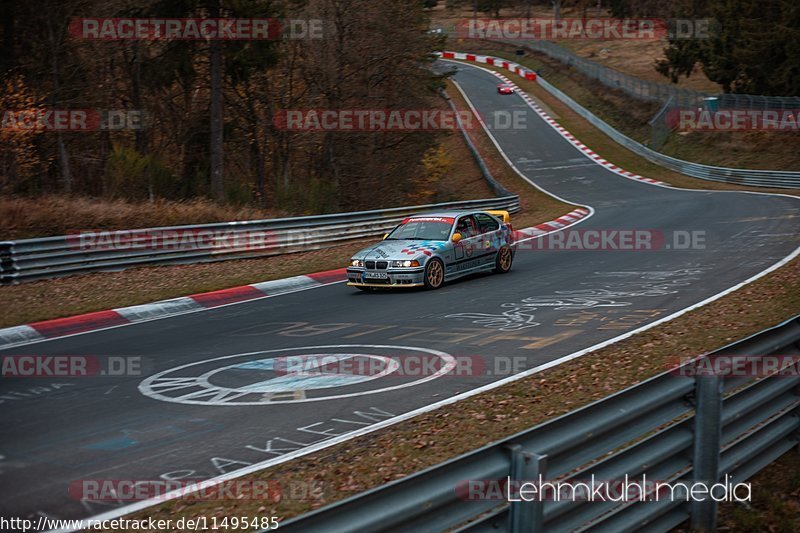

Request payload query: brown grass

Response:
[557,39,719,92]
[431,127,494,203]
[429,4,718,91]
[0,196,284,241]
[718,450,800,533]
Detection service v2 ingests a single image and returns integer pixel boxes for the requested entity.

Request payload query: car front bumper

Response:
[346,267,426,288]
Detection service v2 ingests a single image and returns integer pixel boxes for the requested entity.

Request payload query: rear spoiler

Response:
[486,210,511,225]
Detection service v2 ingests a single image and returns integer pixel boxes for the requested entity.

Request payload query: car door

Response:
[450,215,481,275]
[474,212,502,267]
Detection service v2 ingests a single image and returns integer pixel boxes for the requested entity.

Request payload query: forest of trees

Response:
[2,0,796,213]
[0,0,447,212]
[609,0,800,96]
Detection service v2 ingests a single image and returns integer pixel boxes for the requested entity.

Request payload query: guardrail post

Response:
[506,445,547,533]
[0,242,15,286]
[795,372,800,454]
[691,373,723,531]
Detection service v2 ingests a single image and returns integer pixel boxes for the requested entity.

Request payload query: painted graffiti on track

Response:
[139,345,455,405]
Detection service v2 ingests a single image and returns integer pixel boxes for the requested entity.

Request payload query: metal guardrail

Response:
[442,51,800,189]
[278,315,800,532]
[0,196,520,284]
[535,77,800,189]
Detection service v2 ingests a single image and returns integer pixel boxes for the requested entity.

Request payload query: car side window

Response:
[455,216,478,238]
[475,213,500,235]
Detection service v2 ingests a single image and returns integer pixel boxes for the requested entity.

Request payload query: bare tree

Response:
[208,0,224,201]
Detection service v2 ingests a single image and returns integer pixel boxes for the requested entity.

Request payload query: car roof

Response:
[407,210,489,218]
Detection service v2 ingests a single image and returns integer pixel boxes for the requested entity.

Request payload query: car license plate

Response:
[364,272,388,280]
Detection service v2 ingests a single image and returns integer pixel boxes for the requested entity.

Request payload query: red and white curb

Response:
[515,207,590,239]
[439,51,538,82]
[0,211,591,349]
[439,51,667,187]
[0,269,347,349]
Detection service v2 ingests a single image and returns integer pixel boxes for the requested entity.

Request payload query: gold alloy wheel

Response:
[426,260,444,288]
[499,247,512,271]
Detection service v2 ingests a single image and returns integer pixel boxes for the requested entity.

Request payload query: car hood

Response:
[352,239,448,261]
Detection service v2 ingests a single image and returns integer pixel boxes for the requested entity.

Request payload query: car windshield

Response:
[386,217,454,241]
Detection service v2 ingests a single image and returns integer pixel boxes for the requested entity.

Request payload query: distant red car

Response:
[497,83,514,95]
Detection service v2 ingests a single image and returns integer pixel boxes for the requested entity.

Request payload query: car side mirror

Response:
[452,233,462,243]
[383,233,389,240]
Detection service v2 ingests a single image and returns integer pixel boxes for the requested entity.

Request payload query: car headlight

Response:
[350,259,364,267]
[391,260,420,268]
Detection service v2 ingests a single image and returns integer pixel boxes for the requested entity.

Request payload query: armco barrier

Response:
[277,315,800,532]
[535,76,800,189]
[440,51,800,189]
[0,196,519,284]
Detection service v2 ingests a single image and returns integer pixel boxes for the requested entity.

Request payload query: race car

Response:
[346,210,516,290]
[497,83,514,95]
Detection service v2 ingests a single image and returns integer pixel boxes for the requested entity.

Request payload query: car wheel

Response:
[493,246,513,274]
[423,258,445,290]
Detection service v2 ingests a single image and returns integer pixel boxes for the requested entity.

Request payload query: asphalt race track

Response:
[1,62,798,522]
